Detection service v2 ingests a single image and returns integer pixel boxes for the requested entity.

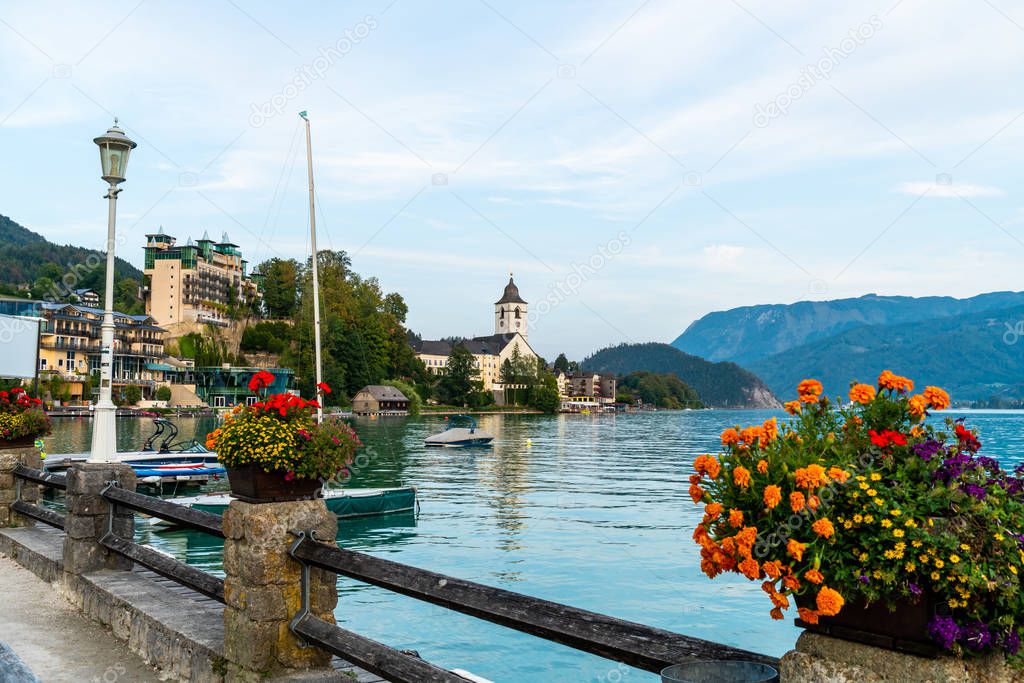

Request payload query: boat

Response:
[147,486,418,526]
[424,415,494,447]
[44,418,224,485]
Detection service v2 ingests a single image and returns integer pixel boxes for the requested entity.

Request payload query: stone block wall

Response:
[0,446,42,527]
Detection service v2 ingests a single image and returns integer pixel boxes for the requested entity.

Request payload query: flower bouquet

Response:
[0,387,50,447]
[206,372,361,502]
[691,371,1024,659]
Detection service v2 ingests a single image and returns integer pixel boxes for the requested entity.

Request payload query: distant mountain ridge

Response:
[583,342,779,408]
[0,213,143,309]
[671,292,1024,404]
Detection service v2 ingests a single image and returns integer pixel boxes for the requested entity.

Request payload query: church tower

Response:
[495,274,528,340]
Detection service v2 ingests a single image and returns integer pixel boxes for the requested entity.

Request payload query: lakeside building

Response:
[412,276,538,393]
[552,370,617,411]
[190,366,293,408]
[143,228,261,328]
[351,385,410,416]
[0,297,168,403]
[72,288,100,307]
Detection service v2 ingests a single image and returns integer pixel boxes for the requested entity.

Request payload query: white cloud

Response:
[897,181,1004,198]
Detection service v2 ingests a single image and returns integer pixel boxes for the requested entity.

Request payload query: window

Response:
[514,307,521,319]
[214,396,226,408]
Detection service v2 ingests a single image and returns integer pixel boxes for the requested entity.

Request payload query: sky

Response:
[2,0,1024,361]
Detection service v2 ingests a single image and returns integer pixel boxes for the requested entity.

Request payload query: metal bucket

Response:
[660,660,779,683]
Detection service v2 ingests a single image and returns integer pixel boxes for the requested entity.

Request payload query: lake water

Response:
[45,409,1024,682]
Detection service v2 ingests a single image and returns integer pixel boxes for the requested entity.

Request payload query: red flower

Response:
[10,387,24,394]
[869,429,908,448]
[247,370,276,393]
[317,382,332,394]
[955,423,981,452]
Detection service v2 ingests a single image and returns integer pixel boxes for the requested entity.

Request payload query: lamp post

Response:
[88,120,136,463]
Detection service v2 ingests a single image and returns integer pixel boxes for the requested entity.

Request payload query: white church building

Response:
[413,275,539,392]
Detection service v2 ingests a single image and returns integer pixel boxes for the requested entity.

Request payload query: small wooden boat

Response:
[149,486,418,526]
[424,415,494,447]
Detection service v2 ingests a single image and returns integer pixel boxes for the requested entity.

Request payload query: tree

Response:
[155,385,172,401]
[438,345,476,406]
[117,384,143,406]
[553,353,570,374]
[256,258,300,318]
[528,371,561,413]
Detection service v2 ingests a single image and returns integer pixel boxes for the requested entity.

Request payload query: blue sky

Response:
[3,0,1024,361]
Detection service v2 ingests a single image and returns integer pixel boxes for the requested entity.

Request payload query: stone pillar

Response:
[0,446,41,527]
[780,632,1020,682]
[222,499,339,680]
[62,463,136,574]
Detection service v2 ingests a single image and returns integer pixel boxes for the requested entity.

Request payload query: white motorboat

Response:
[424,415,494,447]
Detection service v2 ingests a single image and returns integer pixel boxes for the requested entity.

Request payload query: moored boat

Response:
[149,486,418,525]
[424,415,494,447]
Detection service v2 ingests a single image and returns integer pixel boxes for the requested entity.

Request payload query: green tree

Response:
[438,345,476,406]
[255,258,300,318]
[117,384,143,406]
[381,379,421,415]
[553,353,570,374]
[155,385,172,401]
[528,371,561,413]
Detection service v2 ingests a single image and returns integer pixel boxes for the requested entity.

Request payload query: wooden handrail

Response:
[101,486,224,538]
[12,465,67,490]
[290,535,777,673]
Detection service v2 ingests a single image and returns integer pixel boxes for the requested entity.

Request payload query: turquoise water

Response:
[47,410,1024,682]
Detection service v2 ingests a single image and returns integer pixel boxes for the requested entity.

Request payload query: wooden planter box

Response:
[796,594,940,657]
[0,436,38,451]
[226,464,322,503]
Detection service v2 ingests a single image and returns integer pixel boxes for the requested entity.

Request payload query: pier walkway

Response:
[0,553,161,682]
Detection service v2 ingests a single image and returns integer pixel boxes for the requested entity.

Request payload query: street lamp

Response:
[88,120,136,463]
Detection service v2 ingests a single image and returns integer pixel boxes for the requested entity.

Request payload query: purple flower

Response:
[912,440,944,462]
[961,621,992,651]
[1000,629,1022,656]
[960,483,987,501]
[929,615,961,650]
[977,456,1000,472]
[908,583,923,597]
[858,574,871,584]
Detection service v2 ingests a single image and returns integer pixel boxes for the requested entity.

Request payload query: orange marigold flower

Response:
[770,606,785,621]
[848,382,876,405]
[762,417,779,441]
[728,509,744,528]
[923,385,950,410]
[790,491,806,512]
[705,502,723,519]
[878,370,914,393]
[816,586,845,617]
[763,560,783,579]
[827,466,849,483]
[797,607,820,625]
[812,518,835,539]
[784,400,802,415]
[787,539,806,562]
[804,568,825,584]
[733,466,752,488]
[757,459,769,475]
[782,574,801,591]
[689,483,705,504]
[769,589,790,610]
[797,378,823,398]
[689,474,701,485]
[735,527,758,557]
[795,464,828,489]
[807,494,820,510]
[738,557,761,580]
[720,428,740,446]
[764,485,782,509]
[693,454,722,479]
[907,394,927,420]
[739,425,764,446]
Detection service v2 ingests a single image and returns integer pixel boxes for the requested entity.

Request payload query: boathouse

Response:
[351,384,410,415]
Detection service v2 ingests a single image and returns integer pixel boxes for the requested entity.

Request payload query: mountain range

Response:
[583,342,779,408]
[672,292,1024,405]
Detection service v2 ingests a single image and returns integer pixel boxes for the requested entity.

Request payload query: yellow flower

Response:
[870,473,881,481]
[864,515,874,524]
[905,562,916,572]
[881,519,893,528]
[893,529,904,538]
[866,488,877,497]
[874,498,884,506]
[856,475,867,482]
[959,544,970,551]
[934,559,945,569]
[949,555,960,564]
[931,571,940,580]
[859,553,869,562]
[859,482,870,490]
[853,514,863,523]
[912,540,922,547]
[1011,566,1018,575]
[890,509,901,516]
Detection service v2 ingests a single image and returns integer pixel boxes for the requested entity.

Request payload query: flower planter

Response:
[226,463,322,503]
[796,594,940,657]
[0,436,38,451]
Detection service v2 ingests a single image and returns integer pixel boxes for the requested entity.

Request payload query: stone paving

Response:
[0,554,163,682]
